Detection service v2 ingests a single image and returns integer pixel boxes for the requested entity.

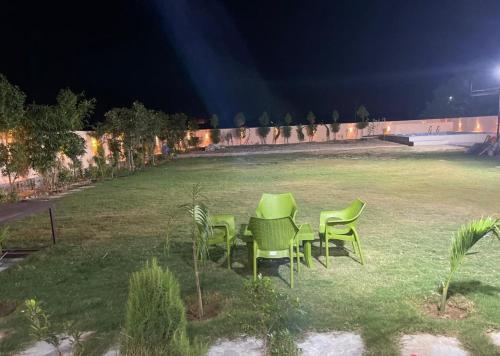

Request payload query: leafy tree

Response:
[439,218,499,313]
[162,112,187,152]
[0,141,30,192]
[233,112,246,144]
[257,111,271,144]
[306,111,317,142]
[282,113,293,144]
[355,105,369,137]
[186,116,200,148]
[104,107,137,171]
[296,124,305,142]
[331,110,341,141]
[24,89,94,188]
[0,73,25,131]
[209,114,221,144]
[0,74,29,191]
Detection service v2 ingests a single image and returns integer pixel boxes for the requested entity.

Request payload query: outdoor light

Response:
[494,66,500,80]
[448,96,453,102]
[386,126,391,132]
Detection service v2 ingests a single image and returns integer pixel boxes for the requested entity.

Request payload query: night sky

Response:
[1,0,500,127]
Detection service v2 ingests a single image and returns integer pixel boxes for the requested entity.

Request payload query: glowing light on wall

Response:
[348,127,353,133]
[91,137,98,155]
[205,133,209,139]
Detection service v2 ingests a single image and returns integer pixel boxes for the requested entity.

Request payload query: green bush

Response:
[122,258,202,356]
[0,227,8,255]
[242,276,304,356]
[210,129,221,144]
[296,125,305,142]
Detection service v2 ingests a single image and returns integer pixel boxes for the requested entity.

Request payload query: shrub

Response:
[122,258,202,356]
[210,129,221,145]
[57,166,73,187]
[282,126,292,143]
[257,112,271,144]
[0,227,8,255]
[296,124,305,142]
[187,135,200,149]
[24,299,85,356]
[242,276,304,356]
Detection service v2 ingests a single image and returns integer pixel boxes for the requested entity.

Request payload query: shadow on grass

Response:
[311,240,362,267]
[447,280,500,297]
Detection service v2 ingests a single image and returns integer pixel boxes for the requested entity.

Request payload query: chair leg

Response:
[289,245,294,288]
[355,236,364,265]
[226,239,231,269]
[296,240,301,274]
[325,237,329,268]
[253,244,258,281]
[320,239,323,256]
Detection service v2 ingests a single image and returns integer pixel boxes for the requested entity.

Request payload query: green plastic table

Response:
[240,223,315,268]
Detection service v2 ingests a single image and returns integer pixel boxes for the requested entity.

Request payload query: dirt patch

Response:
[421,294,473,320]
[0,300,18,318]
[185,292,226,321]
[0,330,10,342]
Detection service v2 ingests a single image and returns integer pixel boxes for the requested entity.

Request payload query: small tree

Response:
[282,113,293,144]
[331,110,341,141]
[122,259,200,355]
[180,184,212,319]
[439,218,500,313]
[233,112,246,144]
[0,74,29,192]
[305,111,317,142]
[24,89,93,189]
[0,141,29,192]
[272,120,281,144]
[355,105,369,137]
[257,111,271,144]
[296,124,305,142]
[0,73,25,131]
[209,114,221,144]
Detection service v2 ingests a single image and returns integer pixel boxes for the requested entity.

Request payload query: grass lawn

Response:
[1,148,500,355]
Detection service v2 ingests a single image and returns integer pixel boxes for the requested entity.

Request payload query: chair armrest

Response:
[319,210,344,234]
[211,214,235,238]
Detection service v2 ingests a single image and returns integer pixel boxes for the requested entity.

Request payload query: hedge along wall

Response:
[194,116,498,147]
[0,115,498,186]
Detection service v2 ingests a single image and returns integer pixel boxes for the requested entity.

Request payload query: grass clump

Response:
[122,258,203,356]
[242,275,304,355]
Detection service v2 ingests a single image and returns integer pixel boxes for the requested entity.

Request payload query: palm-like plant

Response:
[180,184,213,319]
[440,217,500,312]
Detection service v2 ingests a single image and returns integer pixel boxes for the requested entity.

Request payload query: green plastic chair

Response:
[209,214,236,269]
[319,199,366,267]
[255,193,298,221]
[248,216,299,288]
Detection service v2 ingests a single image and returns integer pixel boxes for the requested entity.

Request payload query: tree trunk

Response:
[192,239,204,319]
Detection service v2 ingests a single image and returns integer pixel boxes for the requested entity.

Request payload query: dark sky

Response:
[1,0,500,127]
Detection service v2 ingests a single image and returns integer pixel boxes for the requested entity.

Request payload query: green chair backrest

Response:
[320,199,366,233]
[255,193,298,220]
[248,216,297,251]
